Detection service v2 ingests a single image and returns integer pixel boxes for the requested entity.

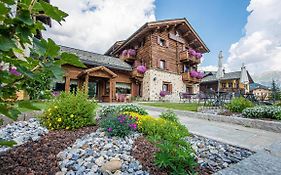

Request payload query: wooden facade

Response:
[60,18,209,102]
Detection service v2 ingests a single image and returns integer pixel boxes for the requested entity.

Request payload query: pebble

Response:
[0,118,48,152]
[186,135,254,172]
[57,129,149,175]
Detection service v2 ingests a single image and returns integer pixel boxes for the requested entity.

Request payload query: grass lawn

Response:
[140,102,200,112]
[17,101,49,112]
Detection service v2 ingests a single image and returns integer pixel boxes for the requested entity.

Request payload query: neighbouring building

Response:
[250,83,271,101]
[58,18,209,102]
[200,71,254,93]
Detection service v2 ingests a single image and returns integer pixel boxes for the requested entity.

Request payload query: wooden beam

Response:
[65,76,70,92]
[183,31,192,37]
[84,73,89,95]
[109,79,113,103]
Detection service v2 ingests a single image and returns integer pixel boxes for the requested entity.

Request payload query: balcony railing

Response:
[179,51,201,65]
[120,55,136,62]
[131,69,144,78]
[182,72,200,84]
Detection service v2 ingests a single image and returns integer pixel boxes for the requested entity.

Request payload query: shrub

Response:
[0,118,3,126]
[39,91,97,130]
[242,106,281,120]
[127,112,196,174]
[226,97,254,113]
[100,114,137,137]
[99,104,148,118]
[159,110,179,123]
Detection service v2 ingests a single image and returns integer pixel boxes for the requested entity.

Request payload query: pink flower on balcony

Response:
[190,70,198,78]
[127,49,136,57]
[195,52,202,59]
[188,48,196,56]
[136,65,147,74]
[197,72,205,79]
[9,67,21,76]
[122,50,128,56]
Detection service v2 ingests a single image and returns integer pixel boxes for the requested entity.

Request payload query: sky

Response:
[44,0,281,81]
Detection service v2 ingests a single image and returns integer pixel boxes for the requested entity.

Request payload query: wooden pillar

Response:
[112,79,116,101]
[84,74,89,95]
[109,79,113,103]
[65,76,71,92]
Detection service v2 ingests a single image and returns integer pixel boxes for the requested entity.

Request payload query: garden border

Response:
[141,105,281,133]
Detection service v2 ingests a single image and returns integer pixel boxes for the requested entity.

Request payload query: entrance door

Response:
[88,81,99,98]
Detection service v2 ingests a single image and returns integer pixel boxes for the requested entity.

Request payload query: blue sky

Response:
[155,0,250,67]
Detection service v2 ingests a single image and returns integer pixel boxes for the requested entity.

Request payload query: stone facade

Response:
[142,69,198,102]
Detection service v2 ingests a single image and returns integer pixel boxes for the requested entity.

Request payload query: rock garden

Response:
[0,91,255,175]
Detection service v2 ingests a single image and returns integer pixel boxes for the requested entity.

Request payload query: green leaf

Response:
[48,64,63,79]
[45,38,60,57]
[33,37,46,56]
[0,140,17,147]
[18,100,40,110]
[0,35,16,51]
[1,0,16,5]
[57,52,86,68]
[17,10,34,25]
[40,0,68,24]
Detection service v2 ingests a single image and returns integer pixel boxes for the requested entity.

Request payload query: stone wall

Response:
[142,69,190,102]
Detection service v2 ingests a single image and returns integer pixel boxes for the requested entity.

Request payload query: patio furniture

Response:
[179,92,195,103]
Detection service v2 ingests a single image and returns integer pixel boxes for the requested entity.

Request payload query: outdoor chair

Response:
[197,92,208,106]
[179,92,192,103]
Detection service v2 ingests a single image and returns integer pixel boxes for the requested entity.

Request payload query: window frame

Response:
[159,60,166,70]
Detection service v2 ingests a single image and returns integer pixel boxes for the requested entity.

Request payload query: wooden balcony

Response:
[182,72,200,84]
[179,51,201,65]
[120,55,137,62]
[131,69,144,79]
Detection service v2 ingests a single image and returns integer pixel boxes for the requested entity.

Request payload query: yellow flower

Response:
[57,118,62,122]
[49,123,52,127]
[66,126,70,130]
[70,114,74,118]
[54,106,58,109]
[49,113,52,116]
[48,108,52,112]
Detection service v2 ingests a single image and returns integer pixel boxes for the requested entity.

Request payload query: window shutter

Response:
[168,84,173,93]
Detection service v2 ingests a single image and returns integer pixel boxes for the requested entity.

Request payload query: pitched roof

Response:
[201,71,242,82]
[105,18,209,55]
[250,83,270,91]
[60,46,132,71]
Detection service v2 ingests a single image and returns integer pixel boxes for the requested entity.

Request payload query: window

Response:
[162,82,172,93]
[116,82,131,94]
[159,60,165,69]
[157,36,167,47]
[183,64,189,72]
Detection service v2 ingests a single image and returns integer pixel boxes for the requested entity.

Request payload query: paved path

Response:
[142,106,281,151]
[142,105,281,175]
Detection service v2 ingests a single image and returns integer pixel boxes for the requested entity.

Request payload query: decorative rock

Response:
[95,156,105,166]
[101,159,122,172]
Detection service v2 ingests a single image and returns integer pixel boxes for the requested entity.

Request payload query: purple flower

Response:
[122,50,128,56]
[160,91,168,97]
[52,91,60,97]
[136,65,147,74]
[195,52,202,59]
[9,67,21,76]
[188,48,196,56]
[127,49,136,57]
[197,72,204,79]
[107,127,112,132]
[190,70,198,78]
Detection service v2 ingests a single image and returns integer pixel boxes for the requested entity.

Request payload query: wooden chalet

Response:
[59,18,210,102]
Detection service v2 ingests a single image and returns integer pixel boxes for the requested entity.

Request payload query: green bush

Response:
[0,118,3,126]
[242,106,281,120]
[100,114,137,137]
[159,110,179,123]
[128,112,196,174]
[39,91,97,130]
[226,97,254,113]
[99,104,148,118]
[276,102,281,106]
[155,140,197,175]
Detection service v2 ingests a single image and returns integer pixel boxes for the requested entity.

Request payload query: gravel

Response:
[56,129,149,175]
[186,135,254,174]
[0,118,48,152]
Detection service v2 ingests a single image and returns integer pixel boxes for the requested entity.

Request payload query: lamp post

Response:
[216,51,224,101]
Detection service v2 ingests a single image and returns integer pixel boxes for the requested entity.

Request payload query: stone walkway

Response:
[141,105,281,175]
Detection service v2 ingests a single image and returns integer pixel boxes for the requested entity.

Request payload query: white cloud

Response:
[227,0,281,75]
[43,0,156,53]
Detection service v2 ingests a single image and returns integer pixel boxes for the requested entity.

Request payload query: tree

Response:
[0,0,85,121]
[270,80,281,103]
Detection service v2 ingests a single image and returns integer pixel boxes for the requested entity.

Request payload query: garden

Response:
[0,92,254,175]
